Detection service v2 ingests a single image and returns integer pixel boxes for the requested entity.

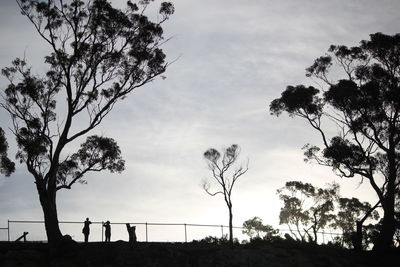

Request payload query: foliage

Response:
[195,235,228,245]
[277,180,382,249]
[394,188,400,247]
[56,135,125,190]
[331,197,380,248]
[193,235,239,246]
[363,222,381,249]
[242,216,280,241]
[0,127,15,176]
[1,0,173,243]
[203,144,249,245]
[270,32,400,250]
[277,181,339,243]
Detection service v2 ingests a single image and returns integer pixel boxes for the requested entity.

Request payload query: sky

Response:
[0,0,399,242]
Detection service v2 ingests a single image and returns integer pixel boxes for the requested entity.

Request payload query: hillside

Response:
[0,240,398,267]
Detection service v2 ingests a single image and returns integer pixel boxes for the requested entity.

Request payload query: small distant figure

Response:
[126,223,137,244]
[82,217,92,243]
[103,220,111,242]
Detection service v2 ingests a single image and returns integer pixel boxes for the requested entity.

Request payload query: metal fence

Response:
[0,226,8,241]
[0,219,342,244]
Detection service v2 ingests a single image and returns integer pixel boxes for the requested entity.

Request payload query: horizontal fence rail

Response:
[1,219,342,244]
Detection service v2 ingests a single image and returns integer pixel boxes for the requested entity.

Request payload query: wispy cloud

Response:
[0,0,398,240]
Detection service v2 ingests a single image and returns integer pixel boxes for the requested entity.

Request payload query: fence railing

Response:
[0,219,342,244]
[0,226,8,241]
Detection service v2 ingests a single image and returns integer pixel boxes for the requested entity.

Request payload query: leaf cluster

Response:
[56,135,125,190]
[0,127,15,176]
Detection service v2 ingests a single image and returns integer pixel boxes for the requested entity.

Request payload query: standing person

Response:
[82,217,92,243]
[103,221,111,242]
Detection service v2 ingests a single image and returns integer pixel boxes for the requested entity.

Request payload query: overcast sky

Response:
[0,0,399,242]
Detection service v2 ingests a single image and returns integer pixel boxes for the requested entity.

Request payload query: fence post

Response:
[184,224,187,243]
[7,220,10,242]
[221,225,224,239]
[145,222,148,242]
[101,221,104,242]
[322,230,325,244]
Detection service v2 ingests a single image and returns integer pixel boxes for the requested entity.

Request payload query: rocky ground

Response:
[0,240,398,267]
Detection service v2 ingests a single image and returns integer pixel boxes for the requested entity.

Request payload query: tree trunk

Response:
[373,152,396,252]
[228,205,233,246]
[354,201,380,251]
[312,226,317,243]
[373,200,395,251]
[39,191,63,244]
[353,220,363,251]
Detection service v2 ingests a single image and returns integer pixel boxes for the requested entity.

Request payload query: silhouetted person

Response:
[126,223,137,244]
[103,220,111,242]
[82,217,92,243]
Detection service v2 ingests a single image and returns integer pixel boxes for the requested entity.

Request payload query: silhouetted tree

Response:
[277,181,339,243]
[1,0,174,244]
[270,32,400,251]
[331,197,380,250]
[203,144,249,245]
[242,217,266,239]
[242,216,279,241]
[0,127,15,176]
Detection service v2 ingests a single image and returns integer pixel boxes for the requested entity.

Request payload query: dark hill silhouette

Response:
[0,240,398,266]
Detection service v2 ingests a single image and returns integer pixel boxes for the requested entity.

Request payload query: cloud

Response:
[0,0,398,241]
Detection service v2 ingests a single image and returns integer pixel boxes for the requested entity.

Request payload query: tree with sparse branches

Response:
[270,32,400,251]
[1,0,174,244]
[202,144,249,245]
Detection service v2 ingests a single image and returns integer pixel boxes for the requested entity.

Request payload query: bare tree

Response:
[202,144,249,245]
